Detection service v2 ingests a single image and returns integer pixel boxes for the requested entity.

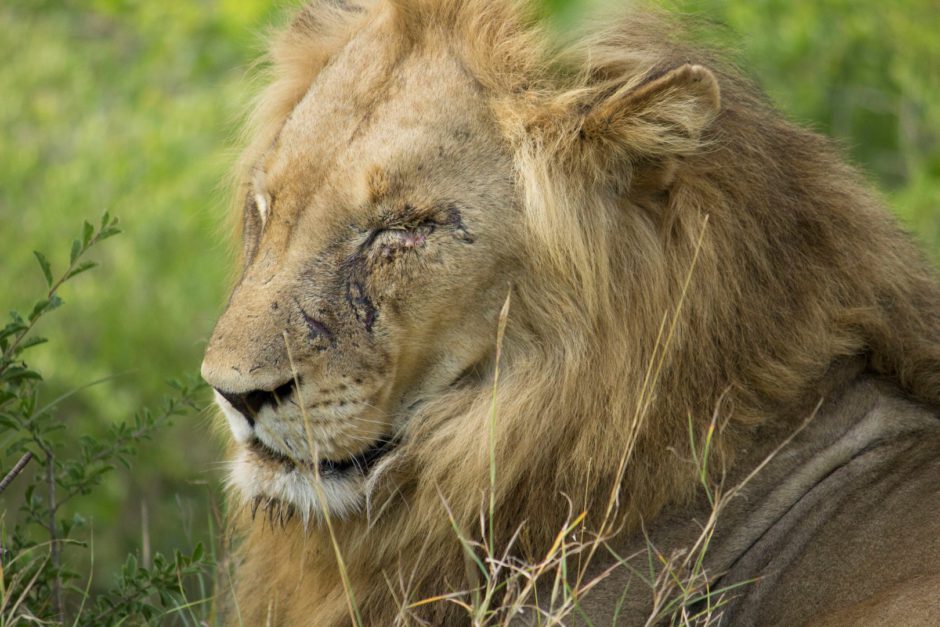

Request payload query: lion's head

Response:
[200,5,520,518]
[201,1,940,624]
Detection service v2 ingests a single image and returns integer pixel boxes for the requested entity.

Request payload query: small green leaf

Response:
[28,295,62,322]
[1,366,42,384]
[15,336,47,353]
[28,299,48,322]
[65,260,97,281]
[0,320,28,341]
[33,251,53,287]
[99,226,121,240]
[70,239,81,264]
[124,554,138,577]
[82,220,94,248]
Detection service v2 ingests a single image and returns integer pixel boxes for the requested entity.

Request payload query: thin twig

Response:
[0,451,33,495]
[45,450,64,623]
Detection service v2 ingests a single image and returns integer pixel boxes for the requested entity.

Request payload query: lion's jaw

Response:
[200,25,520,520]
[212,381,398,520]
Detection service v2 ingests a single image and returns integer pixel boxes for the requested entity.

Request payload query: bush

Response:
[0,215,212,625]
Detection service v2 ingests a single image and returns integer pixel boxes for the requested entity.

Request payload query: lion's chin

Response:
[227,448,367,522]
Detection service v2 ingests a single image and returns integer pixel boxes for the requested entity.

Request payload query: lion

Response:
[199,0,940,624]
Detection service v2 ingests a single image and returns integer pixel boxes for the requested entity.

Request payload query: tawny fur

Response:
[211,1,940,624]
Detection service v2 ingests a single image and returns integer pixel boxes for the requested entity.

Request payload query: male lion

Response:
[200,0,940,624]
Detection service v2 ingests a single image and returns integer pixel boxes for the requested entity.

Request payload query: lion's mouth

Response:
[247,436,398,477]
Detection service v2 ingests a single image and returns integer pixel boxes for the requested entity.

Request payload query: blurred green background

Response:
[1,0,938,594]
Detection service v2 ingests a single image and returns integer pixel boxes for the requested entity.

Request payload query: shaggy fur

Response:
[203,0,940,624]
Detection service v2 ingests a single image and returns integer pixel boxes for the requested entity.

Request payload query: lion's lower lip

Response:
[248,436,397,476]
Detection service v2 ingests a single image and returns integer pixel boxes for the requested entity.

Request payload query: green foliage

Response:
[0,0,280,595]
[2,213,118,369]
[0,218,211,625]
[83,546,206,626]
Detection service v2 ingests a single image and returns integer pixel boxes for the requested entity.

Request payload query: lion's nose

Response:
[214,378,297,428]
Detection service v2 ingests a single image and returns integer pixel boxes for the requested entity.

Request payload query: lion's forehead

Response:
[263,39,485,205]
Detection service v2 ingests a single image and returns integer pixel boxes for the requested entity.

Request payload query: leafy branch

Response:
[1,212,120,622]
[0,213,213,625]
[83,545,207,626]
[0,211,120,378]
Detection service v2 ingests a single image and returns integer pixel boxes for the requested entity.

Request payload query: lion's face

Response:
[201,31,519,518]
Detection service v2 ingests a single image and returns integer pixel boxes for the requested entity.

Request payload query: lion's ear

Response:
[580,63,721,157]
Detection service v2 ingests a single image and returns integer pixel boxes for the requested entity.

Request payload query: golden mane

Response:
[225,1,940,623]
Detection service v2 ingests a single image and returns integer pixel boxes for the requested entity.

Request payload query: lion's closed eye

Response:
[373,223,434,259]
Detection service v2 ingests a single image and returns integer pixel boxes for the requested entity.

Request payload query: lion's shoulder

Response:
[719,380,940,624]
[526,377,940,625]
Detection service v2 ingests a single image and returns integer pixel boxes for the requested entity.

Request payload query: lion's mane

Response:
[225,1,940,624]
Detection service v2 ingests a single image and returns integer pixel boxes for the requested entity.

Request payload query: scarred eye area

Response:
[355,203,473,262]
[373,222,435,260]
